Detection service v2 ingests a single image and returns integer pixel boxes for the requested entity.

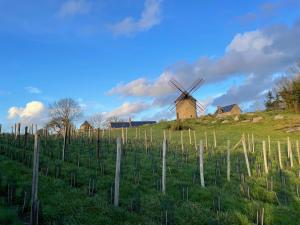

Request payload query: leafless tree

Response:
[88,113,104,129]
[103,116,123,128]
[48,98,83,130]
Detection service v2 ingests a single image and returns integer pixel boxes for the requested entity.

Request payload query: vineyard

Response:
[1,111,300,225]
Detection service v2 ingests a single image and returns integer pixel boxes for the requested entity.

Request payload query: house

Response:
[215,104,242,117]
[80,121,93,131]
[109,120,156,129]
[175,92,197,120]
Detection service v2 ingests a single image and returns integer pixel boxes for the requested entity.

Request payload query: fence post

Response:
[263,141,268,174]
[114,137,122,207]
[288,137,293,168]
[162,137,167,194]
[199,140,205,187]
[242,135,251,177]
[227,140,231,182]
[181,131,184,153]
[62,125,68,161]
[194,130,197,151]
[30,133,40,225]
[296,140,300,165]
[277,141,282,170]
[213,131,217,148]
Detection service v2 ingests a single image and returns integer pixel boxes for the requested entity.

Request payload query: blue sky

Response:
[0,0,300,130]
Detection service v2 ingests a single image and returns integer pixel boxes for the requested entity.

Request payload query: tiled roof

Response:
[221,104,236,113]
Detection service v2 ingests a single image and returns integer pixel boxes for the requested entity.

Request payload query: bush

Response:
[165,121,193,131]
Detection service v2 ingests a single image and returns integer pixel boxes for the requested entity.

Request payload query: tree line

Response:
[265,63,300,113]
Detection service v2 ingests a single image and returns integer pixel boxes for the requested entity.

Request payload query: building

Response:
[215,104,242,117]
[109,120,156,129]
[80,121,93,131]
[175,93,197,120]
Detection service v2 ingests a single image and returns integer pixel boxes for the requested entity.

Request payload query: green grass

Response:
[0,110,300,225]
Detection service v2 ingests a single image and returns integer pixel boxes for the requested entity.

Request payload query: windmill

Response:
[169,78,205,120]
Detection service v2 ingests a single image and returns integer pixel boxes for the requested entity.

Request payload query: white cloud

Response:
[226,30,273,52]
[57,0,91,17]
[7,101,47,126]
[104,102,150,119]
[110,0,162,36]
[25,86,42,94]
[109,19,300,110]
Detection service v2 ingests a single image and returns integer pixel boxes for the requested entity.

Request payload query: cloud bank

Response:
[104,102,150,119]
[110,0,162,36]
[7,101,47,126]
[109,19,300,112]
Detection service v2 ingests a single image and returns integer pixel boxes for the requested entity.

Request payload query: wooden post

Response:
[288,137,293,168]
[135,128,138,139]
[296,140,300,166]
[144,130,148,152]
[189,128,192,145]
[242,135,251,177]
[213,131,217,148]
[109,128,111,143]
[262,141,268,174]
[24,126,29,148]
[150,128,153,143]
[278,141,282,170]
[16,123,20,141]
[62,125,68,161]
[205,131,208,149]
[199,140,205,187]
[97,128,100,159]
[268,136,271,158]
[138,128,141,140]
[227,140,231,181]
[30,133,40,225]
[252,134,255,152]
[181,131,184,153]
[162,136,167,194]
[114,137,122,207]
[125,128,128,144]
[247,134,251,152]
[287,137,290,159]
[121,127,125,145]
[193,130,197,151]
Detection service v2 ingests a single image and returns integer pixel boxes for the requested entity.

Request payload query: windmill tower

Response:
[169,78,205,120]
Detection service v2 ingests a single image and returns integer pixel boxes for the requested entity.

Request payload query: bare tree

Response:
[48,98,83,130]
[88,113,104,129]
[103,116,123,128]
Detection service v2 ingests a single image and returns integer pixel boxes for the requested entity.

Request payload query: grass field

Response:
[0,110,300,225]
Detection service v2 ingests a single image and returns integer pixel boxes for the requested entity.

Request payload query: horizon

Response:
[1,0,300,131]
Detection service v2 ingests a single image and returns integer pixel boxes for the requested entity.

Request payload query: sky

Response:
[0,0,300,130]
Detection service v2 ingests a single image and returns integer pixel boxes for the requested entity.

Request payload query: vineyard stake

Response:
[114,137,122,207]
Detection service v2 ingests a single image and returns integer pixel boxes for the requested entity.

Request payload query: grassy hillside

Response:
[0,110,300,225]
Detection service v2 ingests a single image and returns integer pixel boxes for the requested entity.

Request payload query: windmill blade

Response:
[169,79,186,94]
[196,104,205,112]
[171,78,187,92]
[169,79,184,93]
[196,102,206,111]
[188,78,204,95]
